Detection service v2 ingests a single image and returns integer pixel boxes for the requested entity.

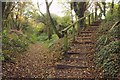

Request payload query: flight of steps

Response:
[52,21,102,78]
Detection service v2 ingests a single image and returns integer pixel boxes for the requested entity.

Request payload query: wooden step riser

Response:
[65,52,93,55]
[78,35,92,37]
[90,24,100,26]
[72,41,94,44]
[55,64,90,69]
[80,31,93,34]
[70,46,94,50]
[74,42,94,44]
[75,39,92,41]
[63,57,93,61]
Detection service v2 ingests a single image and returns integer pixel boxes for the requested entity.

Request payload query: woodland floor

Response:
[2,25,103,79]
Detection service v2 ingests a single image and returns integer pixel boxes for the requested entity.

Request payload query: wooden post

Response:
[88,15,91,26]
[63,31,68,53]
[91,12,94,23]
[100,12,102,20]
[72,25,75,42]
[95,2,97,21]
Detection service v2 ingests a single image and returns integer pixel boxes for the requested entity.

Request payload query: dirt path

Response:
[2,43,56,78]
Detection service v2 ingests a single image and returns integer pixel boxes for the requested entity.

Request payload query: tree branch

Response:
[37,2,45,17]
[48,0,53,7]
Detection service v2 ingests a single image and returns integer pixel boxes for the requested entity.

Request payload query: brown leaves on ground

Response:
[2,43,59,78]
[2,26,104,78]
[53,26,103,78]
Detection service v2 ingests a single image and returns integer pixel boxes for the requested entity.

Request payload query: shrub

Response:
[2,30,29,61]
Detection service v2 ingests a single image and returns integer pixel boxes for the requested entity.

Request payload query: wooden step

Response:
[79,33,92,36]
[65,52,82,54]
[79,35,91,37]
[84,41,94,44]
[55,64,89,69]
[74,41,94,44]
[90,24,100,26]
[71,45,93,48]
[80,31,93,34]
[65,52,93,55]
[82,37,91,40]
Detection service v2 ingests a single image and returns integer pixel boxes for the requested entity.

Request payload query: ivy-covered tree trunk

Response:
[71,2,87,35]
[72,2,86,28]
[46,3,52,40]
[45,0,63,38]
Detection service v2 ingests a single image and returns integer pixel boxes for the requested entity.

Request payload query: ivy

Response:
[95,40,120,77]
[109,24,120,39]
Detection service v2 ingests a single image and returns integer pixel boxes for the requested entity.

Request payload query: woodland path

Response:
[2,21,103,79]
[2,43,57,78]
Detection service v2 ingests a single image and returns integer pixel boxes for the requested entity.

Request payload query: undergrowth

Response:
[95,11,120,77]
[2,29,31,61]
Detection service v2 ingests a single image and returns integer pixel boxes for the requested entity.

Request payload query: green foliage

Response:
[97,21,115,36]
[118,2,120,18]
[109,24,120,39]
[0,50,4,61]
[37,33,58,48]
[105,3,119,21]
[57,15,71,27]
[96,35,110,50]
[2,30,29,61]
[95,10,120,77]
[95,41,120,77]
[106,11,119,21]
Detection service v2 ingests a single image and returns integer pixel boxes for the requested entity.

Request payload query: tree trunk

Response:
[2,2,6,17]
[46,3,52,39]
[47,27,52,40]
[72,2,86,32]
[45,1,63,38]
[111,0,114,14]
[95,2,97,20]
[102,2,106,17]
[118,1,120,19]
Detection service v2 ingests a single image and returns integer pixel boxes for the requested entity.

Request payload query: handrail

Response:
[109,21,120,32]
[62,12,95,33]
[62,11,102,53]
